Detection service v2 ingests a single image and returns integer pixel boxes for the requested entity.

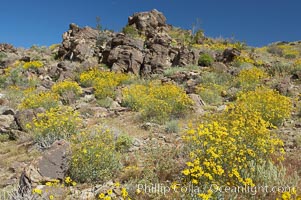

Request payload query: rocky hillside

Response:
[0,9,301,200]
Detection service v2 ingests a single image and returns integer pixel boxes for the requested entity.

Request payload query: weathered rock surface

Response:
[19,140,70,195]
[15,108,45,131]
[217,48,241,63]
[58,23,111,62]
[128,9,167,34]
[0,43,16,53]
[105,35,144,75]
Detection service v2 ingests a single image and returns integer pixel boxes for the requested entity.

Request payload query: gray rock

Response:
[173,48,200,67]
[0,115,15,130]
[188,94,205,114]
[0,106,15,115]
[217,48,241,63]
[15,108,45,131]
[128,9,167,34]
[19,140,70,195]
[108,45,144,75]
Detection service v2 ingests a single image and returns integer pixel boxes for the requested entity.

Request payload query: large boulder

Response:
[105,34,144,75]
[142,43,176,75]
[58,23,111,62]
[0,115,15,132]
[19,140,70,196]
[0,43,16,53]
[217,48,241,63]
[173,47,200,67]
[128,9,167,34]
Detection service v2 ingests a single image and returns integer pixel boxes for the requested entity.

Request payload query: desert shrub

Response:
[132,142,184,185]
[165,119,180,133]
[122,81,193,123]
[182,104,285,199]
[267,45,284,56]
[4,63,28,87]
[70,126,121,183]
[237,87,292,126]
[196,83,225,105]
[249,161,300,199]
[96,97,114,108]
[80,69,129,99]
[236,67,268,90]
[1,61,41,89]
[163,65,200,77]
[51,80,82,104]
[19,90,59,110]
[122,25,139,38]
[196,72,232,105]
[22,60,43,70]
[267,62,294,77]
[96,182,131,200]
[115,134,133,153]
[27,106,82,148]
[198,53,214,66]
[0,52,6,61]
[200,71,233,86]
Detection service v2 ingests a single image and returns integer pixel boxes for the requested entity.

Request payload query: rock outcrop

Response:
[58,23,111,62]
[104,34,144,75]
[128,9,167,35]
[57,10,203,76]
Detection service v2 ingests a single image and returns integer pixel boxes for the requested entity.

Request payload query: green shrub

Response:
[198,53,214,66]
[70,126,121,183]
[115,134,133,153]
[165,120,180,133]
[122,25,139,38]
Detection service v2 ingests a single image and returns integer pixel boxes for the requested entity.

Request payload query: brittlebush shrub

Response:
[70,126,121,183]
[237,87,292,125]
[22,61,43,70]
[51,80,82,104]
[122,81,193,123]
[27,106,82,148]
[19,91,59,110]
[182,104,285,199]
[79,69,129,99]
[236,67,268,90]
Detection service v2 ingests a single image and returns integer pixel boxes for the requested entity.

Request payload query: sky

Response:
[1,0,300,48]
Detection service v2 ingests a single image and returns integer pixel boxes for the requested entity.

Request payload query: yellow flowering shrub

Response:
[182,104,285,199]
[31,177,77,199]
[1,61,38,88]
[80,69,129,99]
[51,80,82,104]
[19,91,59,110]
[122,81,193,123]
[97,182,131,200]
[22,61,43,70]
[27,106,82,148]
[70,126,121,183]
[236,67,268,90]
[237,87,292,125]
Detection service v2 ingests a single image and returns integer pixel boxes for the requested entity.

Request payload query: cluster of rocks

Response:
[57,9,239,76]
